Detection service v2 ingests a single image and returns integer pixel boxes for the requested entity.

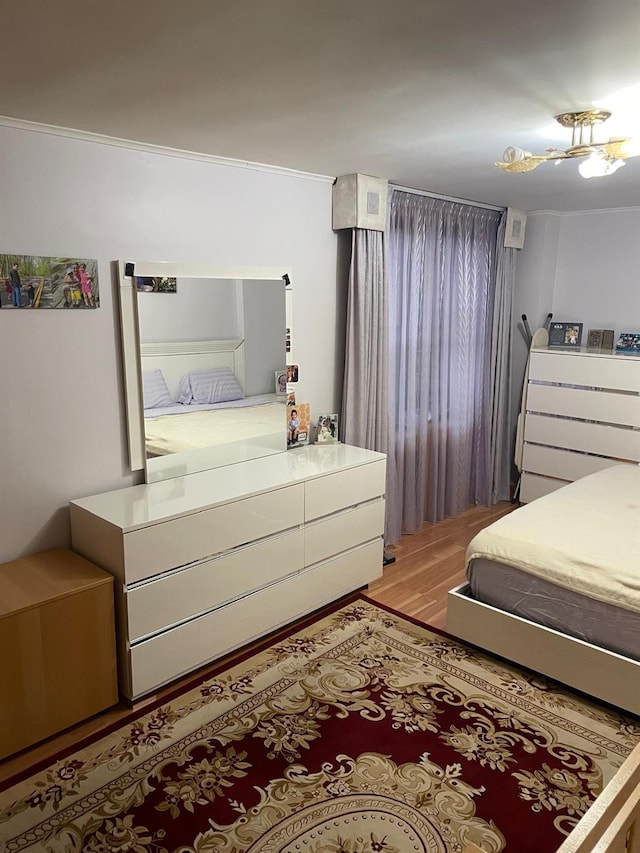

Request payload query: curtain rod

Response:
[390,183,504,212]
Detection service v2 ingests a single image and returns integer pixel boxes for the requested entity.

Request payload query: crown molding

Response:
[529,206,640,217]
[0,115,334,183]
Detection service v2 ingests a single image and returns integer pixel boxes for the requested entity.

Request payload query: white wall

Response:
[511,207,640,450]
[0,124,338,563]
[138,278,242,342]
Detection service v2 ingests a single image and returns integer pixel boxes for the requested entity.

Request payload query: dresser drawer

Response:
[123,484,304,583]
[305,460,386,521]
[128,538,383,698]
[127,528,304,641]
[305,498,384,566]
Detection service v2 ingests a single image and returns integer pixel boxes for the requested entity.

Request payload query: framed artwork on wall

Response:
[1,254,99,309]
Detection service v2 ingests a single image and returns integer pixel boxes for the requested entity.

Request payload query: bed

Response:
[447,464,640,716]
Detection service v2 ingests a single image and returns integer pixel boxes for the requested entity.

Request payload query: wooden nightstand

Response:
[0,548,118,759]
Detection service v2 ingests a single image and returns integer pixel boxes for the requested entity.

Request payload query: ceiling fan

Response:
[495,110,640,178]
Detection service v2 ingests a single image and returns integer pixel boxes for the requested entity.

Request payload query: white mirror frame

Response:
[118,260,292,478]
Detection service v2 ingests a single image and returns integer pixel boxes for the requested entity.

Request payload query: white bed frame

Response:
[447,583,640,716]
[140,338,246,399]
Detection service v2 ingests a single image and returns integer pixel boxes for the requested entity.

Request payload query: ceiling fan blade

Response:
[495,157,544,173]
[604,137,640,159]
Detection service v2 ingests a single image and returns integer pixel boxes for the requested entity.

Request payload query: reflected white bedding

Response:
[144,398,285,456]
[144,393,277,420]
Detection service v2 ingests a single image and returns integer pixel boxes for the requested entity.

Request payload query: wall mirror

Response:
[118,261,292,483]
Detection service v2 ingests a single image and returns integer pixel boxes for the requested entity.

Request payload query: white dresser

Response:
[70,444,386,700]
[521,348,640,502]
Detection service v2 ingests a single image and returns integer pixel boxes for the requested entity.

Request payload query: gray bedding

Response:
[468,558,640,663]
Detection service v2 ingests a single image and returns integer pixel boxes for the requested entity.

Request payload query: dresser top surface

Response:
[71,444,386,530]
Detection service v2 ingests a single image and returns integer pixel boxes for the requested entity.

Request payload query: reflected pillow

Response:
[142,369,173,409]
[177,368,244,405]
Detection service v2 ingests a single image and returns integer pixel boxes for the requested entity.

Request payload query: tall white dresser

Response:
[520,348,640,502]
[70,444,386,700]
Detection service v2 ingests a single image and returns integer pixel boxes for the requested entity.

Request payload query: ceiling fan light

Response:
[578,151,625,179]
[502,146,530,163]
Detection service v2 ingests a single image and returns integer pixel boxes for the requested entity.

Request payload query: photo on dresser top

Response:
[548,321,583,348]
[1,254,99,309]
[587,328,615,351]
[315,413,339,444]
[615,332,640,354]
[287,402,309,447]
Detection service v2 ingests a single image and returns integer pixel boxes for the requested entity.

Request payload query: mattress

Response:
[466,464,640,614]
[465,464,640,661]
[468,558,640,662]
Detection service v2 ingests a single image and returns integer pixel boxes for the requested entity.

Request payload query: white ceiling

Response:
[3,0,640,212]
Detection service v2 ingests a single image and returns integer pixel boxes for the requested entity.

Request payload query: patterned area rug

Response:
[1,597,638,853]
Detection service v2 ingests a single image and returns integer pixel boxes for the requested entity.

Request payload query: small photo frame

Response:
[275,370,287,396]
[615,332,640,354]
[549,322,583,348]
[587,329,615,351]
[316,413,339,443]
[287,402,309,447]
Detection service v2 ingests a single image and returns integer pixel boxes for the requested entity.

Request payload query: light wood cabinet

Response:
[70,445,386,700]
[0,549,118,759]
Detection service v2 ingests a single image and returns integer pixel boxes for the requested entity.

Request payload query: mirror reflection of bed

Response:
[141,338,286,456]
[136,275,287,480]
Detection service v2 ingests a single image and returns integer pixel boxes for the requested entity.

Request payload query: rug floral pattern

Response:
[1,599,638,853]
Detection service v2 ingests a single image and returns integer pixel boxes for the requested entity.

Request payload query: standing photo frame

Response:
[316,413,339,443]
[548,322,583,348]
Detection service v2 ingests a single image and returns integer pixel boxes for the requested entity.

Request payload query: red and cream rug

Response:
[1,597,638,852]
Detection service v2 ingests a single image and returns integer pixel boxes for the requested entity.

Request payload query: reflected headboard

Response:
[140,339,246,400]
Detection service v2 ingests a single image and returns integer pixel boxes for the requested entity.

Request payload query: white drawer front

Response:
[127,528,305,642]
[522,444,632,483]
[523,414,640,462]
[129,539,383,698]
[529,351,640,392]
[305,460,386,521]
[305,499,385,566]
[526,383,640,428]
[520,472,567,503]
[123,484,304,583]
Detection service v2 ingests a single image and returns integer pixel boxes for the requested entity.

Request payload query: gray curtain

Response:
[342,229,388,455]
[386,190,501,544]
[489,213,516,502]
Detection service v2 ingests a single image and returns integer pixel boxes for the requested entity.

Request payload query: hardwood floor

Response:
[0,501,515,785]
[367,500,516,628]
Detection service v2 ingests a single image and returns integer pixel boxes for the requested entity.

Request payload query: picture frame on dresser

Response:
[548,321,583,348]
[615,332,640,354]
